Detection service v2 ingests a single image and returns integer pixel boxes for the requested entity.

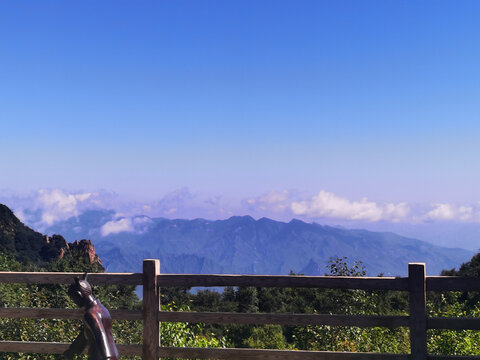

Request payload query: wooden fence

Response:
[0,260,478,359]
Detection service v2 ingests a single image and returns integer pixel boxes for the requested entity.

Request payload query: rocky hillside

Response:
[0,204,102,268]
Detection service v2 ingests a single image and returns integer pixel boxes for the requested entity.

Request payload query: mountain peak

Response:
[288,218,306,226]
[0,204,21,229]
[0,203,15,217]
[227,215,255,222]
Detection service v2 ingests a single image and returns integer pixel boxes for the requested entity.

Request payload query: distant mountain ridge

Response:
[13,202,470,278]
[47,211,473,276]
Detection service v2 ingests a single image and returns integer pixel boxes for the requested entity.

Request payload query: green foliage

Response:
[243,325,287,349]
[0,254,82,359]
[326,256,366,277]
[291,325,409,353]
[427,292,480,356]
[161,303,226,348]
[288,257,409,353]
[0,252,226,360]
[160,302,227,360]
[178,256,411,351]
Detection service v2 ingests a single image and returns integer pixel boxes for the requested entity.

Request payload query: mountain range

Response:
[41,210,474,276]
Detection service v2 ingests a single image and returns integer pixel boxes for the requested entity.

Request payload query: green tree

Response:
[243,325,287,349]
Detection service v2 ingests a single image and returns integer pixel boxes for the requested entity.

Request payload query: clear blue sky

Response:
[1,1,480,205]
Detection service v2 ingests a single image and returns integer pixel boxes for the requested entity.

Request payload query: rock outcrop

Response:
[0,204,103,268]
[67,239,102,266]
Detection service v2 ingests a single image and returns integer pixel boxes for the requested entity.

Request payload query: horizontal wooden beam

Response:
[427,356,480,360]
[428,317,480,330]
[0,341,141,356]
[427,277,480,291]
[0,272,142,285]
[0,307,410,328]
[0,342,409,359]
[157,274,409,290]
[158,347,410,359]
[0,272,477,291]
[0,307,142,321]
[158,311,409,328]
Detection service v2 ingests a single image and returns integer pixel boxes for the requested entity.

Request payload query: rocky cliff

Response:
[0,204,102,268]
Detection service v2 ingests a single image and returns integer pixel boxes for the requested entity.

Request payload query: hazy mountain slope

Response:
[79,214,473,276]
[10,199,469,278]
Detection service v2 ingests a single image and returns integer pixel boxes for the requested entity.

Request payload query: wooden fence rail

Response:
[0,260,477,359]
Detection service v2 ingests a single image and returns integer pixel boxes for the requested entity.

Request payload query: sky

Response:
[2,1,480,237]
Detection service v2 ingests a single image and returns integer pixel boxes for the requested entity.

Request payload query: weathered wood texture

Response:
[143,259,160,360]
[2,272,475,292]
[409,263,427,360]
[0,272,142,285]
[157,274,409,290]
[427,277,480,291]
[428,317,480,330]
[0,341,141,356]
[158,311,409,328]
[0,307,142,321]
[427,357,480,360]
[0,342,409,359]
[158,347,410,359]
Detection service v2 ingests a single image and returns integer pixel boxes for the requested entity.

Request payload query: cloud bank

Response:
[0,188,118,231]
[424,203,476,222]
[37,189,93,225]
[3,188,480,237]
[290,190,410,222]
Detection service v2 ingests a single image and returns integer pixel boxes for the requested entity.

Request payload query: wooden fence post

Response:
[409,262,427,360]
[143,259,160,360]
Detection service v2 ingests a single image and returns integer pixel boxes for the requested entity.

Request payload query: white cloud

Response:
[424,203,474,222]
[290,190,410,222]
[384,202,411,221]
[245,190,292,213]
[100,218,133,236]
[132,216,153,233]
[37,189,93,225]
[0,188,118,230]
[100,215,153,236]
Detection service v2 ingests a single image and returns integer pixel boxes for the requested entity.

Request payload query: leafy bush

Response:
[0,253,226,360]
